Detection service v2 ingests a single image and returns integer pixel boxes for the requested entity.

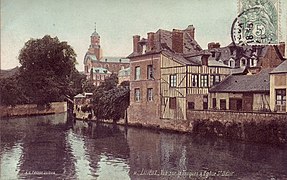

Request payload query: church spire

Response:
[91,22,99,37]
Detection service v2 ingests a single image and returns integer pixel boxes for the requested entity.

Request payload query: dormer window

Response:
[103,70,107,73]
[240,57,247,67]
[95,69,99,73]
[229,58,235,68]
[142,44,147,53]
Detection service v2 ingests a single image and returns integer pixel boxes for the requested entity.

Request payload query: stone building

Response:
[127,25,230,128]
[83,25,130,85]
[270,60,287,113]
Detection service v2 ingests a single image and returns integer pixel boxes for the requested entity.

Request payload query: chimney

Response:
[133,35,141,54]
[185,25,195,39]
[208,42,220,50]
[147,32,155,52]
[201,54,209,66]
[172,29,183,53]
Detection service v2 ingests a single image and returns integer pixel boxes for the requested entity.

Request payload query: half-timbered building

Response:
[128,26,230,126]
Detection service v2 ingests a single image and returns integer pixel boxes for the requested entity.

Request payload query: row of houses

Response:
[126,25,286,125]
[78,25,286,126]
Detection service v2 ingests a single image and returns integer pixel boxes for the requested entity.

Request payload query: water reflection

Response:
[0,113,287,179]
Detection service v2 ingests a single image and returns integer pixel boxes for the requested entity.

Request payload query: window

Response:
[188,102,195,109]
[212,98,216,109]
[135,66,140,80]
[220,99,227,110]
[169,97,176,109]
[229,59,235,68]
[200,75,208,87]
[191,74,198,87]
[97,75,100,80]
[170,74,177,87]
[276,89,286,105]
[135,88,140,102]
[147,65,153,79]
[203,95,208,110]
[147,88,153,101]
[210,75,220,86]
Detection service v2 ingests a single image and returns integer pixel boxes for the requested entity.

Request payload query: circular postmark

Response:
[231,0,278,46]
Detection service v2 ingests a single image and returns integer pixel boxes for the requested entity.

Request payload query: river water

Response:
[0,113,286,180]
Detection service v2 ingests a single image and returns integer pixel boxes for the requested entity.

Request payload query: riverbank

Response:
[75,109,287,144]
[0,102,67,118]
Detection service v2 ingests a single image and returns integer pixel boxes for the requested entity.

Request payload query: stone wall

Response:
[187,110,287,144]
[0,102,67,118]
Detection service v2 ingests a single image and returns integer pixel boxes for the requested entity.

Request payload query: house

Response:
[270,60,287,113]
[83,25,129,85]
[209,68,272,112]
[90,67,111,86]
[127,25,230,126]
[118,67,130,85]
[206,42,285,69]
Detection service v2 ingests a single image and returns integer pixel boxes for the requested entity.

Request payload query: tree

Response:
[82,79,96,93]
[18,35,79,105]
[0,75,29,106]
[92,74,130,122]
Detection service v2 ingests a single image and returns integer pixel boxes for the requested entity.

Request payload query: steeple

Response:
[89,23,102,60]
[91,22,99,37]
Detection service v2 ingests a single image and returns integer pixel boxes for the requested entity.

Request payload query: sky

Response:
[1,0,287,71]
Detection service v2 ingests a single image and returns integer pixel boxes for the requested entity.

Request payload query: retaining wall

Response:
[0,102,67,118]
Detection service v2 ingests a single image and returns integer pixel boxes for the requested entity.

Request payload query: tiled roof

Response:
[209,68,273,93]
[162,50,200,65]
[270,60,287,74]
[85,54,130,63]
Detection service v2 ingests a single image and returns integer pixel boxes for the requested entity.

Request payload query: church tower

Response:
[88,23,103,60]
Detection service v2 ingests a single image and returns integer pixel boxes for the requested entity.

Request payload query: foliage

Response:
[92,74,130,122]
[17,35,80,105]
[0,75,29,106]
[83,79,96,93]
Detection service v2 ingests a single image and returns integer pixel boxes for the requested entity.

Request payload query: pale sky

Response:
[1,0,287,71]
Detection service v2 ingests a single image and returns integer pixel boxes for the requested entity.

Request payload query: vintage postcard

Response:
[1,0,287,179]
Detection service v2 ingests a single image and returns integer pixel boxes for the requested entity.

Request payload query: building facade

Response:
[209,68,272,112]
[128,25,231,126]
[270,61,287,113]
[83,25,130,85]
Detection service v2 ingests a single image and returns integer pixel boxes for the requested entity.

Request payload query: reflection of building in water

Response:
[72,122,130,177]
[127,128,190,179]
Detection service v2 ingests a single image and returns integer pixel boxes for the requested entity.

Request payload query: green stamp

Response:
[232,0,279,45]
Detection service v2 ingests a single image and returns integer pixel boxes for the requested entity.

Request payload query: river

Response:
[0,113,286,179]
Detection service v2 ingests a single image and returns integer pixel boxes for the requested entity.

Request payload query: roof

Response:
[74,94,85,98]
[128,26,202,58]
[118,67,130,76]
[208,60,229,67]
[84,54,130,64]
[162,50,200,65]
[92,67,111,74]
[270,60,287,74]
[209,69,273,93]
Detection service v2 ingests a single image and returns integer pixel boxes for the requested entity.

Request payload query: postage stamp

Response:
[232,0,280,46]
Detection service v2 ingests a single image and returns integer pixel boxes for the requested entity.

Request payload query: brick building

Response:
[83,25,130,85]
